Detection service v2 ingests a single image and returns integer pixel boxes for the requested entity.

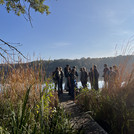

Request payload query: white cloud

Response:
[104,10,126,25]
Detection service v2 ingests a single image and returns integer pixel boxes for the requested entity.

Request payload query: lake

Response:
[63,81,104,89]
[0,81,105,92]
[41,81,104,90]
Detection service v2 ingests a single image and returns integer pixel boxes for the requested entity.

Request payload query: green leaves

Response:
[0,74,78,134]
[0,126,10,134]
[0,0,50,17]
[0,0,4,4]
[10,86,32,134]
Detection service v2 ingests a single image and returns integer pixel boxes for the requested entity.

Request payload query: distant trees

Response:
[0,55,133,80]
[33,55,134,78]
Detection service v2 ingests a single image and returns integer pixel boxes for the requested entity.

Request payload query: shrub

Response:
[0,62,78,134]
[76,85,134,134]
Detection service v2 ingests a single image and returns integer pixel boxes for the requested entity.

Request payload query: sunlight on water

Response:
[42,81,104,90]
[63,81,104,89]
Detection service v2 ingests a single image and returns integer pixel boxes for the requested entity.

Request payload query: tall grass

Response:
[0,60,79,134]
[76,42,134,134]
[76,61,134,134]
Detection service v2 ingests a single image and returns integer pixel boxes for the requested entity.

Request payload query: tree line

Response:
[41,55,134,79]
[0,55,133,80]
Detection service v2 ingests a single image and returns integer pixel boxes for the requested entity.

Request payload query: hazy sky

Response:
[1,0,134,60]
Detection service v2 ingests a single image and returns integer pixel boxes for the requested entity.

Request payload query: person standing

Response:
[102,64,109,88]
[73,66,78,83]
[80,68,83,87]
[81,67,88,88]
[93,65,99,90]
[64,65,70,91]
[59,67,64,94]
[89,67,93,89]
[68,67,72,95]
[70,68,77,99]
[108,67,116,90]
[52,67,60,95]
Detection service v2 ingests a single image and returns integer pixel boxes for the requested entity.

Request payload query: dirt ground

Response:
[59,91,108,134]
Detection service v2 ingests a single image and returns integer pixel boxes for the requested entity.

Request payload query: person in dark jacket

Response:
[93,65,99,90]
[59,67,64,94]
[68,67,72,95]
[52,67,60,94]
[81,67,88,88]
[80,68,83,87]
[64,65,70,91]
[70,68,77,99]
[89,67,93,89]
[103,64,109,88]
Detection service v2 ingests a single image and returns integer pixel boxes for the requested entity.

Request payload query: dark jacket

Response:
[81,71,88,82]
[94,68,99,80]
[60,71,64,80]
[64,67,69,77]
[89,71,93,83]
[52,70,60,81]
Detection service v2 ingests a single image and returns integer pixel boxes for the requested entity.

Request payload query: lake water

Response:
[63,81,104,89]
[41,81,104,91]
[0,81,105,92]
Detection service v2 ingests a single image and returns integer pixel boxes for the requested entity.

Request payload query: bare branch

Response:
[0,39,27,60]
[28,5,33,28]
[0,52,8,62]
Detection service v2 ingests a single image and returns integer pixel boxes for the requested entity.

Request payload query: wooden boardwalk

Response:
[59,91,108,134]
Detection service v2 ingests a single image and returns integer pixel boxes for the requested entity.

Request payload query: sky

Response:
[1,0,134,61]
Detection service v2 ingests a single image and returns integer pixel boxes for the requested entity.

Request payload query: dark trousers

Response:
[60,79,63,94]
[70,82,77,99]
[81,81,87,88]
[93,79,99,90]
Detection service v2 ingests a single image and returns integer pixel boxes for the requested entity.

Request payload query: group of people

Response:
[52,64,119,98]
[52,65,78,98]
[80,65,99,90]
[103,64,119,90]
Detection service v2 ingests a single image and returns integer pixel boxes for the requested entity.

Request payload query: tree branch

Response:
[0,39,27,61]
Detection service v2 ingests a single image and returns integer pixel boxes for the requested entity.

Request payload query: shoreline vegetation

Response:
[0,62,80,134]
[75,56,134,134]
[0,54,134,134]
